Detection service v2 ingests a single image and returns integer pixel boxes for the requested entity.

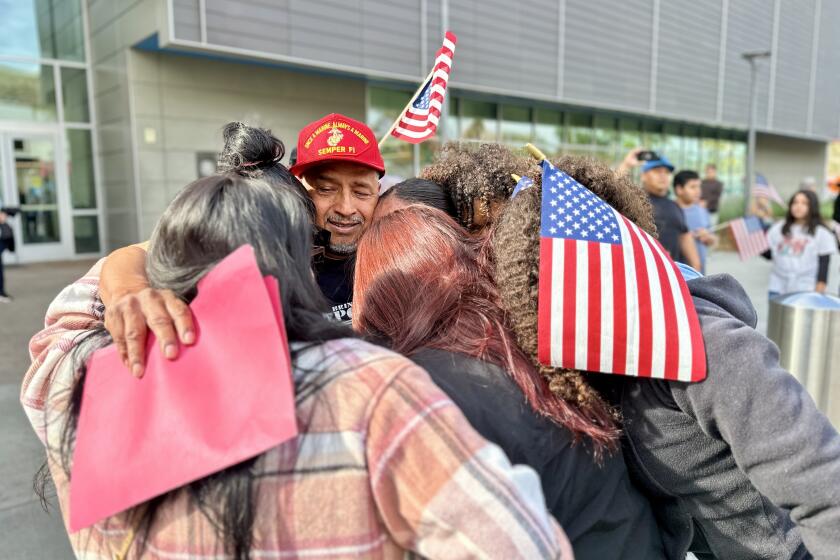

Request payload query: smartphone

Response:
[636,150,659,162]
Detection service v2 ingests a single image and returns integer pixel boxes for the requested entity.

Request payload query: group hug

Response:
[20,113,840,559]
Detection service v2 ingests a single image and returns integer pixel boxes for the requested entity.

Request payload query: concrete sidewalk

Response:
[1,259,94,558]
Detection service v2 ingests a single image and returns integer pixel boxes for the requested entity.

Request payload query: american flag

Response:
[537,160,706,382]
[511,175,534,198]
[391,31,456,143]
[752,173,785,206]
[730,216,770,261]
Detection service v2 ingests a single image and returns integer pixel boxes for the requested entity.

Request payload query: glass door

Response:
[1,132,73,261]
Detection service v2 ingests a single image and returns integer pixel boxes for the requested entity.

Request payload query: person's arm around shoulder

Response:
[366,359,572,559]
[676,305,840,557]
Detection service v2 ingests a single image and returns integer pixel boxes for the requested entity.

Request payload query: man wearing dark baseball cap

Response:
[618,149,701,270]
[290,113,385,323]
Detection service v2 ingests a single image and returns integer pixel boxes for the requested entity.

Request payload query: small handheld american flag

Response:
[537,160,706,382]
[730,216,770,261]
[389,31,456,144]
[752,173,785,206]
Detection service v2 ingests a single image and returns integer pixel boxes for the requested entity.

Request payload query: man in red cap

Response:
[289,114,385,323]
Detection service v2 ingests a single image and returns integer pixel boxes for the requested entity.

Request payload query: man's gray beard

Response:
[329,241,357,255]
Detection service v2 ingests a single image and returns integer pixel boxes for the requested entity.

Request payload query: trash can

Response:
[767,292,840,429]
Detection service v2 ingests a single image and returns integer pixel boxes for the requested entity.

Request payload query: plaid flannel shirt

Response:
[21,261,572,559]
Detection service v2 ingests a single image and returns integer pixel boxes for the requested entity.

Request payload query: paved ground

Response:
[1,259,94,558]
[0,251,836,557]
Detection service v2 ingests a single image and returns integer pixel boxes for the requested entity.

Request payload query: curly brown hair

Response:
[491,155,657,431]
[420,143,540,229]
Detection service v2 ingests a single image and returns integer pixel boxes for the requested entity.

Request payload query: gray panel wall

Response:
[563,0,653,111]
[770,0,816,133]
[812,0,840,138]
[655,0,722,121]
[168,0,840,139]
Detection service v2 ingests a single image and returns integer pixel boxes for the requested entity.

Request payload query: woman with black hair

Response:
[22,134,569,559]
[766,189,837,296]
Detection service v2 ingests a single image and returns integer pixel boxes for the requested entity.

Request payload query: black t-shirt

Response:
[410,348,667,560]
[313,253,354,323]
[648,194,688,262]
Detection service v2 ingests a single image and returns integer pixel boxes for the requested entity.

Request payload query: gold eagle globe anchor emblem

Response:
[327,127,343,147]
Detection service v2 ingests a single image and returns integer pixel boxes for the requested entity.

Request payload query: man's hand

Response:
[617,148,645,176]
[104,288,195,378]
[816,281,827,294]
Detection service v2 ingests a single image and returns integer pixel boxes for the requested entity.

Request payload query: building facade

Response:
[1,0,839,260]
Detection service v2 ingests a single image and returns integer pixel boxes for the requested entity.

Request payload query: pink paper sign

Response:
[70,245,297,532]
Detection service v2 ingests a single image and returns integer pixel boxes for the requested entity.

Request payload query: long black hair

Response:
[782,189,824,236]
[40,126,352,559]
[381,178,457,218]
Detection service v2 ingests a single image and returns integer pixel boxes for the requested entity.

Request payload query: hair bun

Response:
[218,122,286,173]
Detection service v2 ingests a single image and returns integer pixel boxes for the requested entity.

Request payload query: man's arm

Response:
[678,232,702,270]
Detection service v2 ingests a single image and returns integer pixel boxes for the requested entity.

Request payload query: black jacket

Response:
[592,274,840,559]
[410,348,666,560]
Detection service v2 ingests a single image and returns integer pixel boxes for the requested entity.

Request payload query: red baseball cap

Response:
[289,113,385,177]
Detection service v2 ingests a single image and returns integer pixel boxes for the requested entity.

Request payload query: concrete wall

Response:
[169,0,840,141]
[755,132,828,200]
[86,0,168,250]
[127,51,366,238]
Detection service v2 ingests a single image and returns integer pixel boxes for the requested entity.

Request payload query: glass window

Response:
[14,136,60,244]
[368,87,414,178]
[619,118,642,152]
[0,0,85,61]
[730,139,746,197]
[61,67,89,122]
[534,108,563,155]
[663,123,684,170]
[0,62,57,121]
[593,114,617,148]
[642,122,663,153]
[66,129,95,208]
[700,133,720,169]
[461,99,497,141]
[73,215,100,253]
[683,126,701,171]
[500,105,532,144]
[566,112,593,145]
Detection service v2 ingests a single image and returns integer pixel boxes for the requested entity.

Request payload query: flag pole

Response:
[525,143,548,162]
[378,66,437,150]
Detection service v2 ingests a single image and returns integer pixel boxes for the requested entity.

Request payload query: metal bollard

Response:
[766,292,840,428]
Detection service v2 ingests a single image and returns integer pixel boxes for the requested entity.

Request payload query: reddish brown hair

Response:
[353,205,617,450]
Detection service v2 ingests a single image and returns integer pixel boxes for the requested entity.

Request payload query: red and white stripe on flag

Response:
[730,216,770,261]
[536,161,706,382]
[390,31,456,144]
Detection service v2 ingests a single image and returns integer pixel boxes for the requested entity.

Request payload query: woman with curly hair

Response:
[491,155,840,560]
[420,142,539,230]
[354,204,666,560]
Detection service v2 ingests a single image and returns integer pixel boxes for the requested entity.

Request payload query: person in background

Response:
[765,189,837,296]
[354,204,666,559]
[23,166,571,558]
[492,157,840,560]
[700,164,724,226]
[0,207,17,302]
[619,150,702,271]
[673,170,717,274]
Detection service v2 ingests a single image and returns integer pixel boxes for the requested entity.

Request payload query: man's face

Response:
[675,178,702,205]
[705,166,717,180]
[302,161,380,255]
[641,167,671,197]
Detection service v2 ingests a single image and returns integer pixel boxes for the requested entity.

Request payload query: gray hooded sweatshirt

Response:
[591,273,840,560]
